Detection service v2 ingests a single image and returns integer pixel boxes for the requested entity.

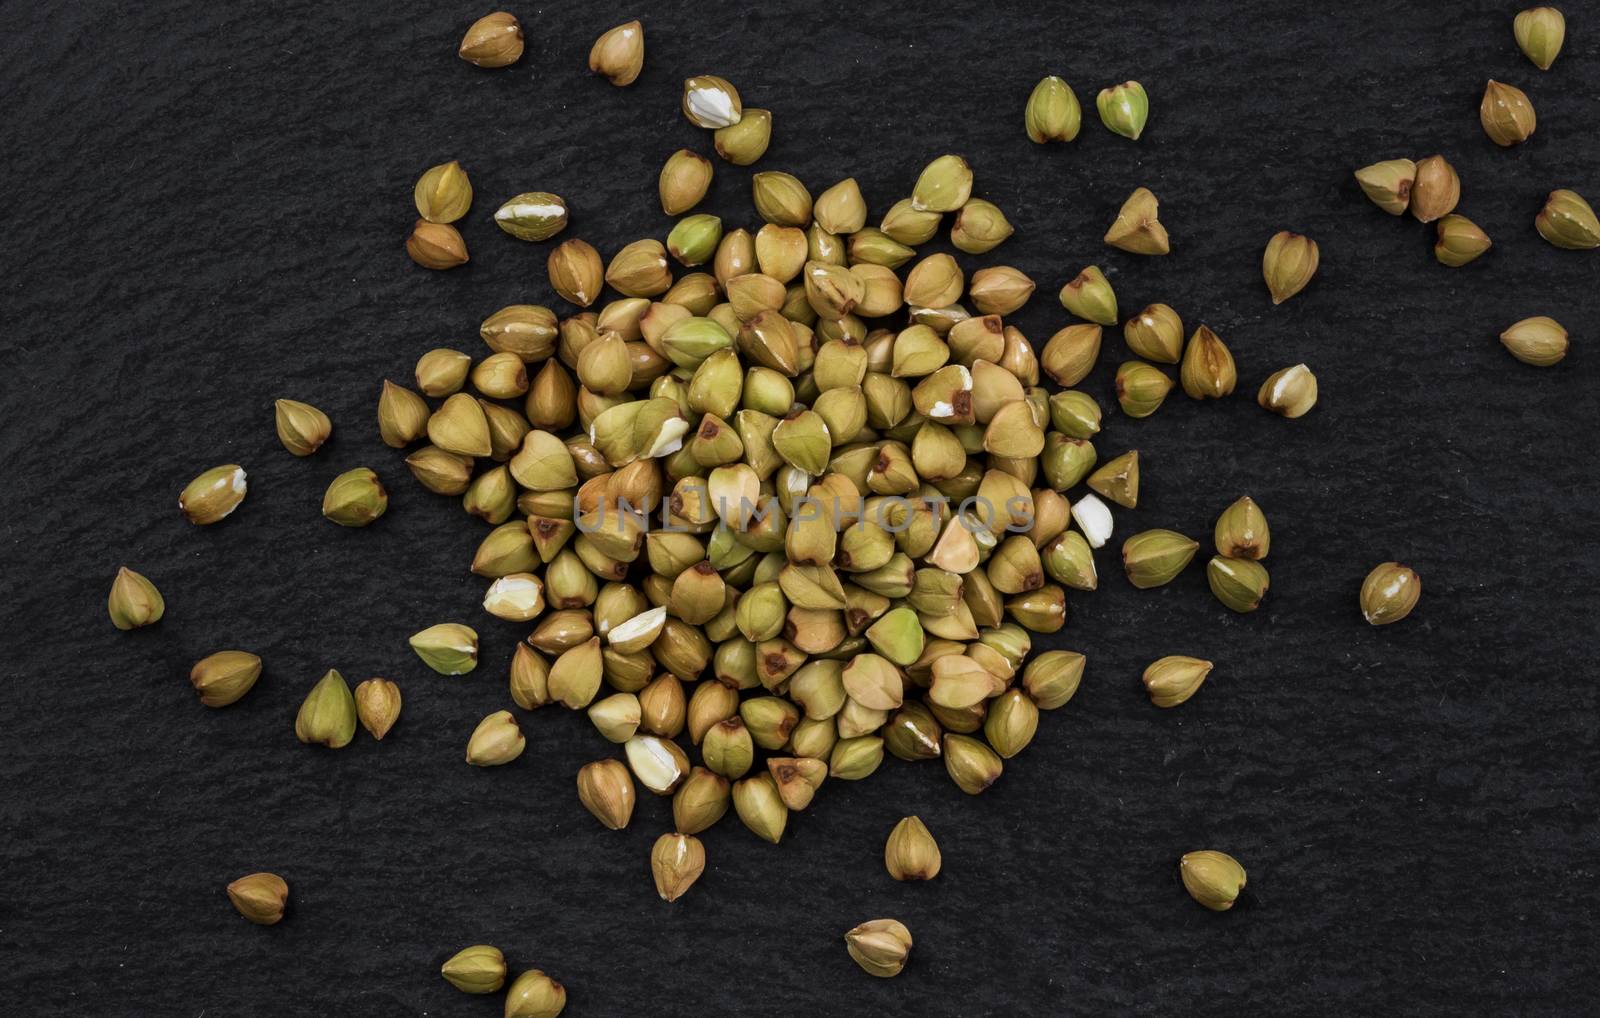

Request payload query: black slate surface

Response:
[2,1,1598,1014]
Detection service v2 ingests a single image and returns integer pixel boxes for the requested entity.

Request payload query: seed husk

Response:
[885,816,942,880]
[911,154,973,213]
[548,637,604,707]
[108,566,165,631]
[674,766,732,831]
[1207,556,1270,613]
[1261,231,1319,305]
[1043,531,1097,591]
[714,108,772,165]
[1180,850,1247,911]
[466,710,525,766]
[1086,449,1138,508]
[606,239,673,297]
[1118,304,1180,365]
[458,11,522,67]
[295,669,356,749]
[881,198,943,246]
[1434,214,1492,267]
[504,970,566,1018]
[1058,265,1118,325]
[1498,316,1568,366]
[884,702,943,760]
[588,20,644,85]
[406,446,473,495]
[1214,496,1270,559]
[768,756,828,810]
[982,688,1038,758]
[1122,529,1199,589]
[1514,6,1565,70]
[321,467,387,527]
[660,149,714,215]
[410,623,479,675]
[495,192,568,242]
[969,266,1036,316]
[1041,324,1102,387]
[441,944,506,994]
[180,464,247,524]
[1179,325,1237,399]
[1480,79,1536,146]
[406,219,468,269]
[273,399,331,456]
[1022,649,1085,709]
[414,160,472,223]
[829,735,885,779]
[951,199,1013,254]
[226,872,288,926]
[903,253,965,309]
[651,832,707,901]
[845,919,913,978]
[1257,363,1318,418]
[626,733,691,795]
[1096,80,1148,139]
[1360,561,1421,625]
[1409,155,1460,223]
[752,171,813,227]
[1107,188,1171,256]
[1115,360,1174,418]
[429,392,492,457]
[1354,158,1415,216]
[1535,189,1600,250]
[484,305,559,362]
[354,678,401,739]
[1143,655,1213,707]
[703,717,754,779]
[943,733,1003,794]
[378,380,429,447]
[683,75,743,129]
[587,692,640,743]
[577,758,636,829]
[814,177,868,236]
[189,650,262,708]
[732,772,788,842]
[1026,75,1081,142]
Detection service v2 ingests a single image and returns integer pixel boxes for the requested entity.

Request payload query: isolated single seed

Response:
[1257,363,1318,418]
[273,399,331,456]
[1535,190,1600,250]
[1096,80,1149,139]
[458,11,523,68]
[226,872,288,925]
[1498,316,1568,366]
[651,832,707,901]
[1434,214,1491,267]
[588,19,644,85]
[1142,655,1214,708]
[1479,79,1536,146]
[1513,7,1565,71]
[1025,75,1081,143]
[190,650,262,708]
[1359,561,1421,625]
[1261,231,1319,305]
[1180,851,1247,911]
[108,566,164,630]
[440,944,506,994]
[844,918,913,977]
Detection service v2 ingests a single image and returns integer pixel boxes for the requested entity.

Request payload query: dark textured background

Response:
[2,1,1597,1014]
